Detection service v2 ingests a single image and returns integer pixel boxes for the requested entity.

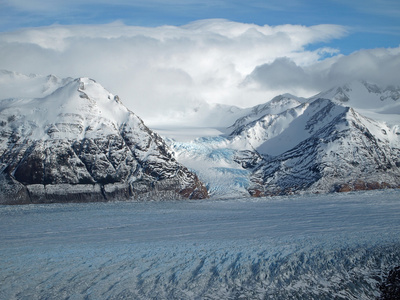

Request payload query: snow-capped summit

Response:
[1,71,399,201]
[158,81,400,198]
[248,98,400,196]
[0,77,207,204]
[309,80,400,120]
[228,94,303,134]
[0,78,125,140]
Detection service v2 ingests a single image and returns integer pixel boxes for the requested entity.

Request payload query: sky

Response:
[0,0,399,122]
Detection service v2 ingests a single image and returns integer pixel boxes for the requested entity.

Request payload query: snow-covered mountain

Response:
[1,71,399,201]
[247,98,400,196]
[309,80,400,123]
[0,77,207,204]
[229,101,309,151]
[228,94,305,133]
[163,84,400,198]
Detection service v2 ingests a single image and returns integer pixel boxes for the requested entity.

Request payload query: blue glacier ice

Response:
[1,189,399,299]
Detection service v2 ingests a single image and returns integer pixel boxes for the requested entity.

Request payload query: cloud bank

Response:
[0,19,399,122]
[244,48,400,92]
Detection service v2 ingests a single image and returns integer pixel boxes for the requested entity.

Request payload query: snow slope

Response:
[230,102,309,153]
[228,93,304,133]
[309,80,400,124]
[1,190,400,299]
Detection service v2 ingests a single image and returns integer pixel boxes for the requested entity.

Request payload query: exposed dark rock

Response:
[233,150,263,169]
[0,78,208,204]
[379,266,400,300]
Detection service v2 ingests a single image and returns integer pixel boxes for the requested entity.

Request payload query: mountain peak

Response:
[311,80,400,110]
[0,77,208,204]
[248,97,400,196]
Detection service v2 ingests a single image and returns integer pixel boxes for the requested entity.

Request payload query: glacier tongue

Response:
[168,136,258,198]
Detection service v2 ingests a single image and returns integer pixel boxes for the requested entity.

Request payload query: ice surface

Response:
[1,190,399,299]
[165,135,253,198]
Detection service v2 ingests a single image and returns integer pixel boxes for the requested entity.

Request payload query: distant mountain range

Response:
[165,79,400,197]
[0,70,399,203]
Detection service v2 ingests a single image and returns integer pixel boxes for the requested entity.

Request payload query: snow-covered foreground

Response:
[1,190,400,299]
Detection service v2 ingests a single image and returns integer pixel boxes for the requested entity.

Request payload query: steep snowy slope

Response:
[0,78,207,204]
[309,80,400,123]
[248,99,400,196]
[228,94,304,133]
[230,102,309,151]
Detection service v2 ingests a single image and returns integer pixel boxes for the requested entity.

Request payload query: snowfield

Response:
[1,189,400,299]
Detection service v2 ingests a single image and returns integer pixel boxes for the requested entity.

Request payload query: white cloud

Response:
[2,19,397,123]
[245,47,400,93]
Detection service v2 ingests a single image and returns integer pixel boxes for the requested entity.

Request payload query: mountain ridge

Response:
[1,70,399,201]
[0,77,208,204]
[247,100,400,196]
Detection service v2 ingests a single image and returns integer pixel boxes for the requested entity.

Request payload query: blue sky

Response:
[1,0,399,54]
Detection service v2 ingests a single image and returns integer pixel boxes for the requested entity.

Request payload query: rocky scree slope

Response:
[0,78,207,204]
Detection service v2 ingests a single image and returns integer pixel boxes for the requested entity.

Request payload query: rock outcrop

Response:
[0,78,207,204]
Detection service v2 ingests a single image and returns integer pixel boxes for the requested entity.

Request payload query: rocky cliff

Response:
[0,78,207,204]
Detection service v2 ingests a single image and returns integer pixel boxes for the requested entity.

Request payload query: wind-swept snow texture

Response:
[0,76,207,203]
[1,190,400,299]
